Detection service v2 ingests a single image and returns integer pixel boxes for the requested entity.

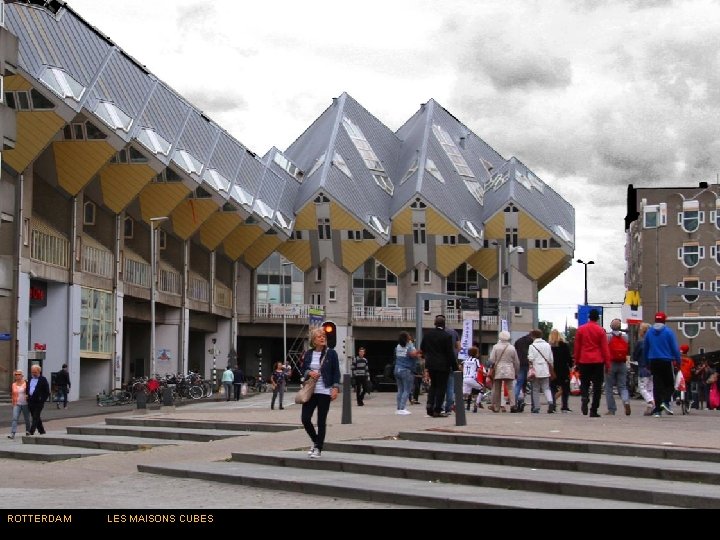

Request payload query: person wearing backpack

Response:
[605,318,631,415]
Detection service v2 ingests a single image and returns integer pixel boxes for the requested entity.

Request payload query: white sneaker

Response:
[307,445,316,455]
[396,409,411,415]
[309,447,321,458]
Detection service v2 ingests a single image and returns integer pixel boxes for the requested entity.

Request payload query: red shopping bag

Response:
[569,368,581,396]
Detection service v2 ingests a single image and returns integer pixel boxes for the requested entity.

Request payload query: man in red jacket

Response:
[574,309,611,418]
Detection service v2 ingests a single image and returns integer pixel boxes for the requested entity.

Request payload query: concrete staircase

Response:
[0,390,11,405]
[1,416,299,461]
[138,430,720,508]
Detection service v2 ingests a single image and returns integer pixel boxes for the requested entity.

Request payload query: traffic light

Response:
[322,320,337,349]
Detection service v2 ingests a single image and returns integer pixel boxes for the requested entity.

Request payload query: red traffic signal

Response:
[321,321,337,349]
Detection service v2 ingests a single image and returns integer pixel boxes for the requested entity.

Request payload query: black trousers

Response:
[579,363,604,413]
[550,376,571,409]
[28,401,45,434]
[301,393,332,451]
[651,360,674,410]
[426,369,450,415]
[354,376,367,404]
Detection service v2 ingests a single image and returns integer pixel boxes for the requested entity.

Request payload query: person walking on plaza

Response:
[514,330,534,411]
[644,312,681,417]
[232,365,244,401]
[549,329,573,412]
[351,347,370,406]
[574,308,610,418]
[270,361,287,410]
[394,332,419,415]
[528,329,555,413]
[27,365,50,435]
[488,332,519,413]
[605,318,631,415]
[634,322,655,415]
[55,363,70,409]
[462,346,485,413]
[221,365,234,401]
[301,327,340,459]
[8,370,31,439]
[443,322,460,414]
[420,315,456,418]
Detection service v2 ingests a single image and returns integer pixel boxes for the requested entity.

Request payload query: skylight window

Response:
[231,185,253,207]
[515,170,533,190]
[172,149,203,176]
[488,172,509,191]
[400,159,419,185]
[528,172,545,192]
[464,178,484,205]
[342,117,385,172]
[137,128,171,156]
[307,153,326,177]
[368,215,389,236]
[432,124,474,178]
[94,101,132,132]
[39,66,85,102]
[462,220,482,240]
[203,169,230,192]
[373,173,394,196]
[274,211,293,230]
[273,152,303,180]
[553,225,574,245]
[332,152,353,178]
[425,158,445,183]
[253,198,274,219]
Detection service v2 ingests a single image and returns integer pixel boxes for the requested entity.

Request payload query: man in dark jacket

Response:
[55,363,71,409]
[420,315,456,418]
[27,364,50,435]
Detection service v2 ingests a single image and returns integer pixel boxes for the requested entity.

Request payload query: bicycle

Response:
[97,388,133,406]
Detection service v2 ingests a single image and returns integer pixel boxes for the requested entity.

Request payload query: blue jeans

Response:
[515,368,528,402]
[11,404,30,435]
[57,385,69,407]
[394,367,415,410]
[445,373,455,412]
[605,361,629,411]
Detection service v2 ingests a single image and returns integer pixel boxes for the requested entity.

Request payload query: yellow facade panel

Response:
[537,255,570,291]
[527,249,566,280]
[170,199,218,240]
[391,208,412,235]
[341,240,380,273]
[199,212,242,250]
[223,225,264,260]
[330,202,363,231]
[294,203,317,230]
[4,75,33,91]
[54,141,115,195]
[467,250,498,280]
[374,245,406,277]
[4,112,65,173]
[519,212,549,239]
[425,208,459,235]
[277,241,313,271]
[244,235,282,268]
[139,183,190,223]
[483,213,505,241]
[99,164,155,213]
[436,246,475,277]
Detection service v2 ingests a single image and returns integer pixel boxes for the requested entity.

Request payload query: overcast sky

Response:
[67,0,720,331]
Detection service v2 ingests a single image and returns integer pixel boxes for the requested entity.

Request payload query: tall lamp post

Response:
[280,259,293,367]
[576,259,595,306]
[149,216,168,378]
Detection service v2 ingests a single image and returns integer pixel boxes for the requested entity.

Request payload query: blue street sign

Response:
[577,305,603,326]
[0,333,11,341]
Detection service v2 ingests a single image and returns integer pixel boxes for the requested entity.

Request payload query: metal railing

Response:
[255,303,323,319]
[81,244,113,278]
[188,276,209,302]
[124,257,150,288]
[214,283,232,308]
[30,229,69,269]
[159,268,181,295]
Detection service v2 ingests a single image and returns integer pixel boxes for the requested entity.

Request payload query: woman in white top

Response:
[300,327,341,458]
[488,332,520,413]
[527,329,555,413]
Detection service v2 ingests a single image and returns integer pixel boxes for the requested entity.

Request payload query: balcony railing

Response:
[159,268,181,295]
[255,303,323,320]
[124,257,150,288]
[31,228,69,269]
[214,283,232,308]
[81,244,113,278]
[188,276,209,302]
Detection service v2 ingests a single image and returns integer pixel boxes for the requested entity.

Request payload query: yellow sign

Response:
[624,290,641,309]
[622,290,643,324]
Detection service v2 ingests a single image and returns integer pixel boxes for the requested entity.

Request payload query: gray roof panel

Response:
[136,82,189,145]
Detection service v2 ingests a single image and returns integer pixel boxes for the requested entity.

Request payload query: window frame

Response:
[83,201,96,226]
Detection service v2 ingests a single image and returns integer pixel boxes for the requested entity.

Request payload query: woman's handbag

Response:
[294,349,327,404]
[294,377,317,404]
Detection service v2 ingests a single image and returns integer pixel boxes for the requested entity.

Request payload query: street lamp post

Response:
[576,259,595,306]
[280,260,293,367]
[149,216,168,378]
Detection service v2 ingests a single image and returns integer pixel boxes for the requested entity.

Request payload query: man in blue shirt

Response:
[644,312,681,417]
